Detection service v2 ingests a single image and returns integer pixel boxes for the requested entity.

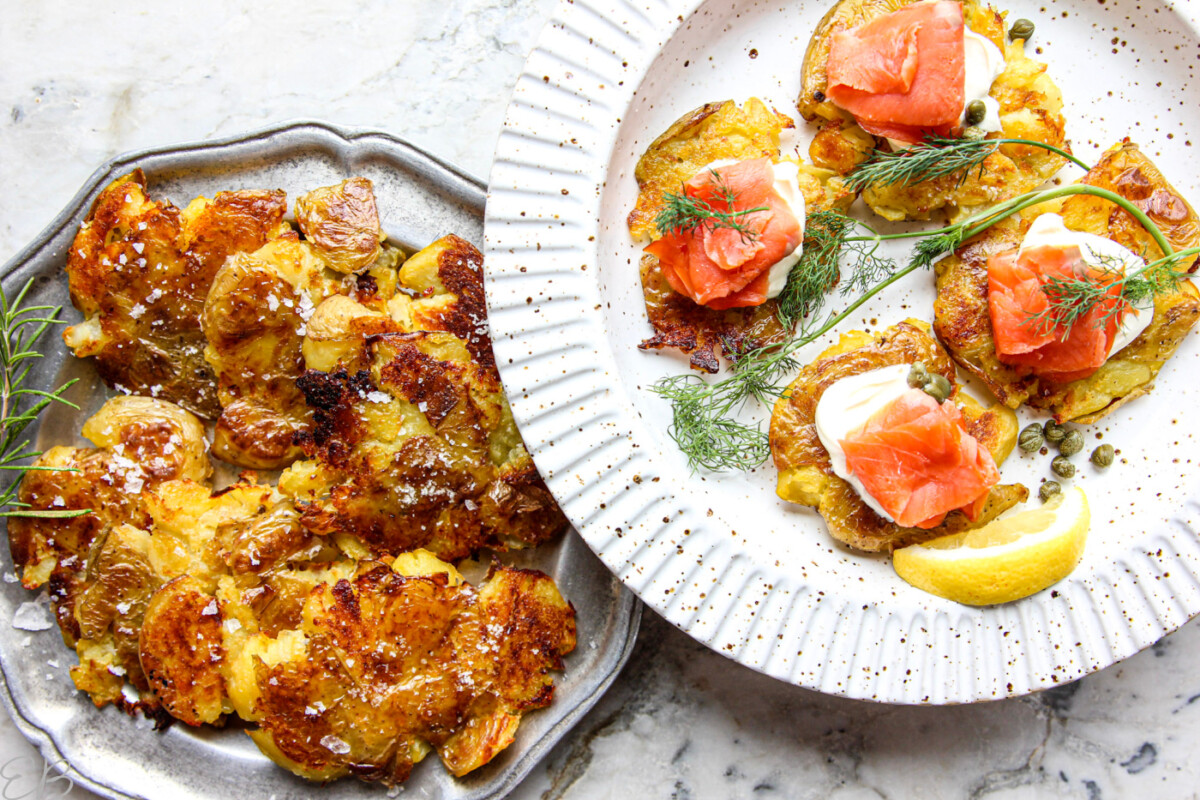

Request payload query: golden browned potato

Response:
[281,329,567,561]
[294,177,385,273]
[222,558,575,785]
[934,141,1200,422]
[770,320,1026,552]
[798,0,1069,222]
[630,99,855,372]
[63,170,290,417]
[8,397,210,637]
[202,237,345,469]
[138,575,227,726]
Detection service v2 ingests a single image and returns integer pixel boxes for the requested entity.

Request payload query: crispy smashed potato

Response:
[19,169,576,785]
[282,328,566,561]
[8,397,211,708]
[798,0,1069,222]
[214,560,575,783]
[11,397,575,784]
[630,98,855,372]
[63,170,290,417]
[770,320,1026,552]
[934,141,1200,422]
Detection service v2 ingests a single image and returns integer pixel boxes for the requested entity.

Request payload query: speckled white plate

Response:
[0,121,640,798]
[484,0,1200,703]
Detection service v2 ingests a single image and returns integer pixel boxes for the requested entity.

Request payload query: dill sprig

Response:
[653,181,1192,472]
[1028,246,1200,337]
[845,136,1090,192]
[0,276,87,519]
[654,170,770,242]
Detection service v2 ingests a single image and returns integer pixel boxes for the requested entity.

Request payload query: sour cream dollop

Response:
[1019,213,1155,356]
[814,363,914,522]
[700,159,806,300]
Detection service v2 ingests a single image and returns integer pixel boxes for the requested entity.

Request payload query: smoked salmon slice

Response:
[826,0,966,144]
[840,388,999,529]
[645,158,801,309]
[987,245,1123,382]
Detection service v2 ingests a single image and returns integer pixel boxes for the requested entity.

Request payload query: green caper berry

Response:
[1043,420,1065,444]
[1039,481,1061,503]
[1009,18,1035,41]
[907,362,929,389]
[1051,455,1075,479]
[1018,423,1044,452]
[1091,444,1115,468]
[1059,429,1084,457]
[965,100,987,127]
[922,373,952,404]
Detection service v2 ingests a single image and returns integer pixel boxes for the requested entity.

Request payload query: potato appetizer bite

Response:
[770,319,1025,552]
[798,0,1069,222]
[63,170,290,417]
[933,141,1200,423]
[630,98,853,372]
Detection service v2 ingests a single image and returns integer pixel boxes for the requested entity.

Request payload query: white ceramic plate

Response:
[484,0,1200,703]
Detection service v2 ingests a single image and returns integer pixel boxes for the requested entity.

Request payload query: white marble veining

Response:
[3,1,1200,798]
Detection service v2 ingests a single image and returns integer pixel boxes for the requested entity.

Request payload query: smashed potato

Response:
[63,170,290,417]
[630,99,854,372]
[769,320,1026,552]
[798,0,1069,222]
[934,141,1200,422]
[11,397,575,785]
[283,328,566,561]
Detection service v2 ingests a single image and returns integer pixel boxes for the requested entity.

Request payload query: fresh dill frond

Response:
[908,231,963,271]
[0,276,88,519]
[846,136,1090,192]
[1027,246,1200,337]
[654,170,770,242]
[776,210,853,327]
[847,136,1000,192]
[652,373,772,471]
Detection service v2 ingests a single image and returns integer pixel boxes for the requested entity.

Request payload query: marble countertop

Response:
[2,2,1200,798]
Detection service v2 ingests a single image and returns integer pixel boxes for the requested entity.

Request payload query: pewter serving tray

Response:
[0,120,639,800]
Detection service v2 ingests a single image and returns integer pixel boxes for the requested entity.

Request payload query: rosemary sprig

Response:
[655,170,770,242]
[845,136,1090,192]
[0,276,87,519]
[1028,246,1200,336]
[654,181,1190,472]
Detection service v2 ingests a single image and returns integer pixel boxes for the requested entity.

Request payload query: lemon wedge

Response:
[893,486,1089,606]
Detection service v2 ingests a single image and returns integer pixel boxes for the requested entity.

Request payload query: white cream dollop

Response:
[814,363,915,523]
[959,27,1006,133]
[698,159,806,300]
[1018,213,1155,357]
[885,27,1007,151]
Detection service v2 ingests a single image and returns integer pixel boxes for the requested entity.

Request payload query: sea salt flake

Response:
[115,600,132,614]
[365,391,389,404]
[108,665,126,676]
[201,599,218,616]
[3,571,18,584]
[132,242,145,254]
[146,288,163,302]
[267,295,279,312]
[129,303,146,319]
[12,600,53,631]
[320,735,351,755]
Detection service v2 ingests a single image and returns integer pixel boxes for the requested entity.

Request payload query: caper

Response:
[907,362,929,389]
[1051,455,1075,479]
[1091,444,1115,468]
[923,373,952,404]
[1018,423,1045,453]
[965,100,987,127]
[1039,481,1062,503]
[1043,419,1066,444]
[1009,18,1036,41]
[1059,429,1084,457]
